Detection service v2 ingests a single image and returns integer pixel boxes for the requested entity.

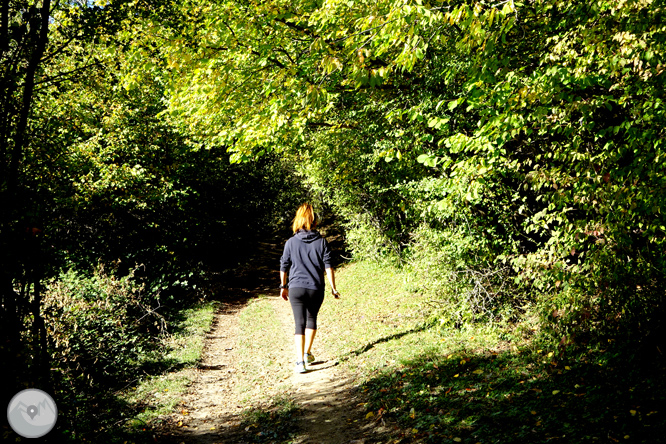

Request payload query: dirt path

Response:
[270,295,371,444]
[163,235,394,444]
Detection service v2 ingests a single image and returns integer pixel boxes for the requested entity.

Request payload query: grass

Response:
[234,295,300,442]
[319,261,507,375]
[111,259,664,444]
[120,300,219,428]
[164,302,220,365]
[315,260,665,443]
[239,394,300,443]
[236,296,294,403]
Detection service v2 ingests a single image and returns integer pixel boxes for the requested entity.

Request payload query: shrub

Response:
[43,265,164,387]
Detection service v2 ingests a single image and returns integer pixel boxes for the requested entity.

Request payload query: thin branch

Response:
[33,61,103,87]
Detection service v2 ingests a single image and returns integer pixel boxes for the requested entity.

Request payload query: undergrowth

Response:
[42,266,218,443]
[318,260,665,443]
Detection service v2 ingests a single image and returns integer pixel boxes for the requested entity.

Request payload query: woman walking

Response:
[279,203,340,373]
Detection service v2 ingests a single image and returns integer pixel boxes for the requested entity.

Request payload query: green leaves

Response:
[110,0,666,345]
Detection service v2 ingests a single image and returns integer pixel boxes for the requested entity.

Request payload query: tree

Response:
[155,0,666,341]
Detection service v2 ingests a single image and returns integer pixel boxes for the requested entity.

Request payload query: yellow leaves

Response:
[409,407,416,419]
[613,31,637,44]
[366,411,375,419]
[321,56,343,74]
[357,49,366,64]
[445,6,467,26]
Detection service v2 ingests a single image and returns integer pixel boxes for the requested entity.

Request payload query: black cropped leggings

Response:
[289,287,325,335]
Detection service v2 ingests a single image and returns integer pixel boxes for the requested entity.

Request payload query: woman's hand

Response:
[280,288,289,301]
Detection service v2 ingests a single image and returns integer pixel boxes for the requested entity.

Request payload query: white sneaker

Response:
[304,352,315,364]
[295,361,307,373]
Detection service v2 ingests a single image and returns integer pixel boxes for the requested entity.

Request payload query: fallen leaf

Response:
[409,407,416,419]
[454,438,462,442]
[552,390,560,395]
[630,410,637,416]
[366,411,375,419]
[473,369,483,374]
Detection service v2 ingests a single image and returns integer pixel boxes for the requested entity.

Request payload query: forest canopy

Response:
[143,0,665,339]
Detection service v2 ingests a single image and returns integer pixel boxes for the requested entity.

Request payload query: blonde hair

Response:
[292,203,316,233]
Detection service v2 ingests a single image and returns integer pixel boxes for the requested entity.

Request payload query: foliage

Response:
[43,265,219,443]
[43,265,163,388]
[1,0,303,440]
[146,0,666,346]
[1,0,665,439]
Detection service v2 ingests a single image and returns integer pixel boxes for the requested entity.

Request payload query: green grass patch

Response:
[234,296,299,442]
[120,300,219,427]
[164,301,219,366]
[319,260,666,443]
[319,260,506,374]
[236,296,294,404]
[239,394,299,443]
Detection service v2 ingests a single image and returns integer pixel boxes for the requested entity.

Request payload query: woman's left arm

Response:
[279,241,291,301]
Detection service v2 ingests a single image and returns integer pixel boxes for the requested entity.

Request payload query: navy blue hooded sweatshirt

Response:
[280,230,332,290]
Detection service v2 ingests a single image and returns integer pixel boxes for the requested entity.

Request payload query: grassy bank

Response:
[119,301,219,433]
[316,261,665,443]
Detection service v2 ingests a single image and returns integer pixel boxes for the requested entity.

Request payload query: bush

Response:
[406,224,517,327]
[43,265,164,387]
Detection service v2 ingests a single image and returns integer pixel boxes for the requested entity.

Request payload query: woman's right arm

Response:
[325,267,339,298]
[279,271,289,300]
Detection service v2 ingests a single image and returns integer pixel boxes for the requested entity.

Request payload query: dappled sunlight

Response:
[360,346,665,443]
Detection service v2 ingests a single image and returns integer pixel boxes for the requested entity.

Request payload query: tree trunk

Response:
[0,0,52,401]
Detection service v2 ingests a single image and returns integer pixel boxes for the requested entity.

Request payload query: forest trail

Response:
[164,234,389,444]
